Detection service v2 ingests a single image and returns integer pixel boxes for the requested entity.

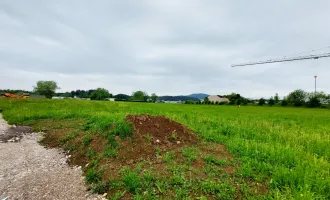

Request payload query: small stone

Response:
[155,123,160,129]
[103,193,107,197]
[12,124,16,128]
[127,159,134,165]
[156,139,160,143]
[176,141,181,144]
[85,163,89,167]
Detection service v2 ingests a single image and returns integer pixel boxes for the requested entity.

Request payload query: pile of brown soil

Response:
[101,115,199,174]
[126,114,198,146]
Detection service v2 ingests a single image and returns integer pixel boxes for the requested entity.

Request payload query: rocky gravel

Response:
[0,114,105,200]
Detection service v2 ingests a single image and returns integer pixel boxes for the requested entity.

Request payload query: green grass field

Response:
[0,99,329,199]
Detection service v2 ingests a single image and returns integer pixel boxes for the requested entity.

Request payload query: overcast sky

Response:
[1,0,330,98]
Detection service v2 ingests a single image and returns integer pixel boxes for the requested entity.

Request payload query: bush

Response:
[287,89,307,107]
[306,96,321,108]
[258,98,266,106]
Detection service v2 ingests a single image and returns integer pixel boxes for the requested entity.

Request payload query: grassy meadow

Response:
[0,99,329,199]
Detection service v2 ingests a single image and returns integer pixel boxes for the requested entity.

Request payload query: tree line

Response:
[2,81,330,108]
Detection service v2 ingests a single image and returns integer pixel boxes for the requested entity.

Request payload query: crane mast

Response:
[231,52,330,67]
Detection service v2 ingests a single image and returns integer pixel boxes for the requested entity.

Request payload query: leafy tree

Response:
[33,80,59,98]
[150,93,158,103]
[258,98,266,106]
[236,98,242,105]
[242,98,249,106]
[306,92,327,108]
[287,89,307,107]
[268,97,275,106]
[114,94,130,101]
[306,96,321,108]
[274,93,279,104]
[281,97,289,106]
[90,88,111,100]
[132,91,148,101]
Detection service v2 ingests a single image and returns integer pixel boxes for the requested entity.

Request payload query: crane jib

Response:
[231,52,330,67]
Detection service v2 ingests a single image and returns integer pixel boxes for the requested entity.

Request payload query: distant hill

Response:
[187,93,209,100]
[159,96,199,101]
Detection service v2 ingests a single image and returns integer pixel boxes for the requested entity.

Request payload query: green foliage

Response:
[274,93,280,104]
[287,89,307,107]
[258,98,266,106]
[33,80,59,98]
[150,93,158,103]
[182,147,199,163]
[122,168,141,193]
[203,155,227,166]
[91,181,108,194]
[163,152,175,163]
[57,131,77,144]
[83,135,92,146]
[107,135,119,148]
[132,91,148,101]
[90,88,111,100]
[85,168,102,184]
[200,180,236,198]
[281,98,289,106]
[268,97,275,106]
[103,146,117,157]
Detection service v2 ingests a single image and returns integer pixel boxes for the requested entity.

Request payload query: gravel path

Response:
[0,114,104,200]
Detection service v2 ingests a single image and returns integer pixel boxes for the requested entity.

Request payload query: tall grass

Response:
[0,99,329,199]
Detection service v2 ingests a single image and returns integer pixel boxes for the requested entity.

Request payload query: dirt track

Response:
[0,114,103,200]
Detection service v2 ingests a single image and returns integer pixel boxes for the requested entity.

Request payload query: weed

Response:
[85,168,102,184]
[103,146,117,158]
[86,147,95,158]
[57,131,77,144]
[83,135,92,146]
[107,135,119,148]
[155,147,161,155]
[182,147,199,163]
[122,168,141,193]
[169,132,177,141]
[203,155,227,166]
[110,191,126,200]
[91,181,108,194]
[110,120,132,138]
[163,152,175,163]
[203,164,219,177]
[144,134,152,143]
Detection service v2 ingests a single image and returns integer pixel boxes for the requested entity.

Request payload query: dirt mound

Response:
[126,114,198,146]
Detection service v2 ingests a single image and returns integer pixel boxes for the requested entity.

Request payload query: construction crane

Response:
[231,52,330,67]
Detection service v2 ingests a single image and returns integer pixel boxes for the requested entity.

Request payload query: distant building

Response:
[107,98,115,102]
[52,96,65,99]
[207,95,229,103]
